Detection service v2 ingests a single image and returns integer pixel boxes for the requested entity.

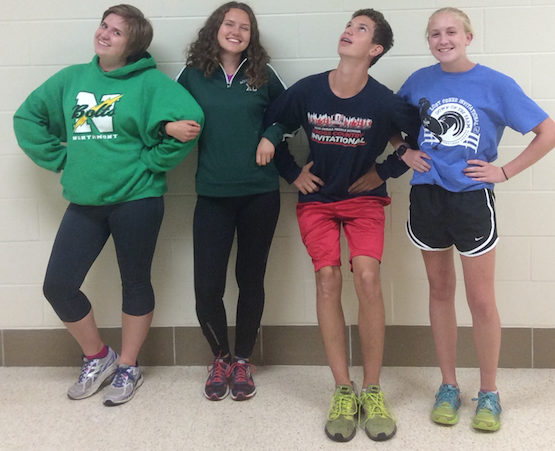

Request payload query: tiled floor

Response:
[0,365,552,450]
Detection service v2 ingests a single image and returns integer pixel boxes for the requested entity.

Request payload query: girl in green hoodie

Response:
[13,4,204,406]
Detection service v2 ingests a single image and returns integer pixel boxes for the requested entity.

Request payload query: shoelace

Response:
[436,384,460,407]
[328,391,358,420]
[111,367,134,388]
[78,358,99,382]
[472,392,502,414]
[227,361,256,384]
[207,358,229,385]
[359,389,396,423]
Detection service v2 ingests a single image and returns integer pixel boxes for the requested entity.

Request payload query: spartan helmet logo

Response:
[418,98,473,150]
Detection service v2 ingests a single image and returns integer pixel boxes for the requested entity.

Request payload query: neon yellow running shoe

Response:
[359,385,397,441]
[472,391,502,432]
[431,384,462,425]
[325,385,358,442]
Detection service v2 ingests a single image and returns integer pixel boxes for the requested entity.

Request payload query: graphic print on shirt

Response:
[307,112,372,147]
[72,92,123,140]
[239,78,258,92]
[418,97,480,152]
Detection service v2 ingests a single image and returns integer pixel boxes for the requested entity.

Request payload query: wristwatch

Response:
[394,144,409,160]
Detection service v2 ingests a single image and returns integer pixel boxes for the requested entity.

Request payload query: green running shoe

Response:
[325,385,358,442]
[431,384,462,425]
[359,385,397,441]
[472,391,502,432]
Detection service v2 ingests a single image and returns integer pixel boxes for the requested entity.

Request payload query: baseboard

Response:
[1,325,553,368]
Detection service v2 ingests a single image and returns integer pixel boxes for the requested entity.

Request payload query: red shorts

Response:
[296,196,391,272]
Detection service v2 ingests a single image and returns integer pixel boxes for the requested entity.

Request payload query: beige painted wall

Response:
[1,0,555,330]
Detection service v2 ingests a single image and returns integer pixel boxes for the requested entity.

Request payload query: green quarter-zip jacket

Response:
[176,59,286,197]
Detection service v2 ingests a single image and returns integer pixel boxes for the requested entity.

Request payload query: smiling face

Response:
[427,12,473,72]
[338,16,383,66]
[94,13,129,70]
[217,8,251,59]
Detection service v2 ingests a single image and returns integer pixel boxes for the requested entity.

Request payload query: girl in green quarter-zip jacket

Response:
[174,1,286,402]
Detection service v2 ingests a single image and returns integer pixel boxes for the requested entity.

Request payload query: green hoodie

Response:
[14,54,204,206]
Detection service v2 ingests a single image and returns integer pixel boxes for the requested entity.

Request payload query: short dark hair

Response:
[102,4,153,62]
[352,9,393,67]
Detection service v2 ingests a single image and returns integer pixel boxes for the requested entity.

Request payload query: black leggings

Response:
[43,197,164,322]
[193,190,280,358]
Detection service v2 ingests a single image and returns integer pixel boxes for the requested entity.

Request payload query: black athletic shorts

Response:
[406,184,498,257]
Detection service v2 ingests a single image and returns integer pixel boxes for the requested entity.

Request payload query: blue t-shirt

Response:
[398,63,548,192]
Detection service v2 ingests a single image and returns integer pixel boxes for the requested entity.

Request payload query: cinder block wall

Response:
[1,0,554,367]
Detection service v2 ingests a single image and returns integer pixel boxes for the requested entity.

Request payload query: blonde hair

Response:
[427,7,473,37]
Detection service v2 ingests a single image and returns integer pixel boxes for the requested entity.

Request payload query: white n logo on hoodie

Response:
[72,92,123,133]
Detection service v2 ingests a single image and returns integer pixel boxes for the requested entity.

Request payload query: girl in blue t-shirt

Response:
[395,7,555,432]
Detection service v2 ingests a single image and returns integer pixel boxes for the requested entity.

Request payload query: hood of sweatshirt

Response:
[92,52,156,79]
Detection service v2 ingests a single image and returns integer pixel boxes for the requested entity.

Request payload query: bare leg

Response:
[460,249,500,392]
[352,256,384,387]
[422,249,458,386]
[64,309,104,357]
[316,266,350,386]
[120,311,154,366]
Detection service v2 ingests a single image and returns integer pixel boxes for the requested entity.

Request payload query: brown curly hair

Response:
[186,2,269,88]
